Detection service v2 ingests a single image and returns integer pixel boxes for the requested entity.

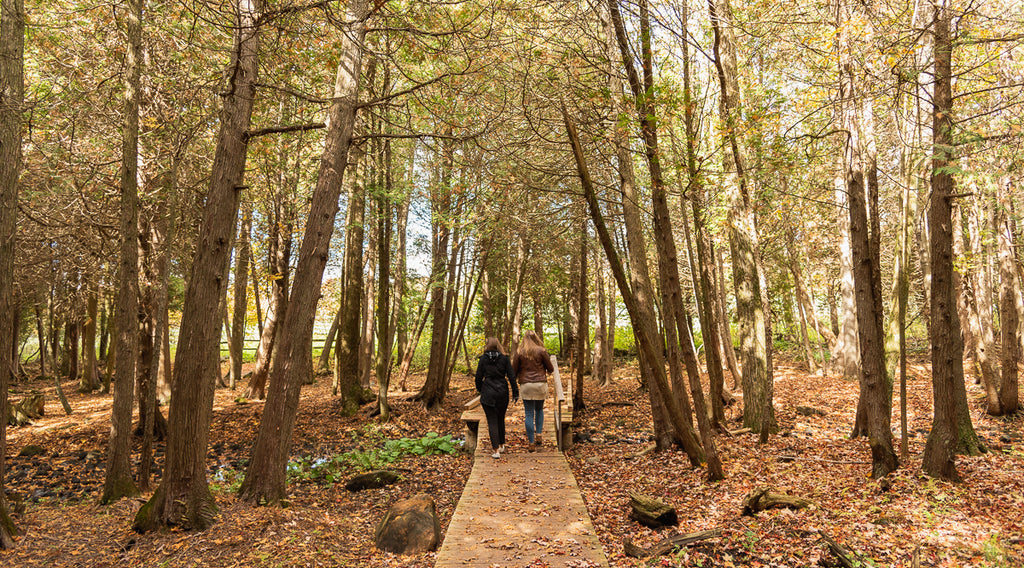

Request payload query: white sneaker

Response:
[491,451,501,459]
[498,445,505,453]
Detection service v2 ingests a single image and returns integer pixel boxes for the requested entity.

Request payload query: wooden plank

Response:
[436,413,608,567]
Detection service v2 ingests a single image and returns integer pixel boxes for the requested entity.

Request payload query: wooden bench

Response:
[461,355,573,454]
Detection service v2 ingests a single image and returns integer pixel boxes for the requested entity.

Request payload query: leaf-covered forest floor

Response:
[1,355,1022,567]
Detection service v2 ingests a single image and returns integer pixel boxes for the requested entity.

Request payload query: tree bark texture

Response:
[0,0,24,548]
[103,0,143,505]
[229,203,252,389]
[133,0,259,530]
[923,0,969,481]
[417,141,457,411]
[335,142,367,408]
[359,197,378,390]
[246,192,293,400]
[565,106,703,466]
[709,0,773,437]
[996,179,1019,414]
[839,7,897,477]
[239,0,367,505]
[574,216,588,411]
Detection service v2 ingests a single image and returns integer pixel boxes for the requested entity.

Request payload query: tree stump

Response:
[628,492,677,528]
[742,486,813,515]
[7,393,45,426]
[345,470,401,492]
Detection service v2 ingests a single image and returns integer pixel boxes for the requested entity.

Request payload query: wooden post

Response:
[551,355,565,451]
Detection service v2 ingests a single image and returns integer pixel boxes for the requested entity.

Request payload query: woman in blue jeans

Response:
[512,330,554,452]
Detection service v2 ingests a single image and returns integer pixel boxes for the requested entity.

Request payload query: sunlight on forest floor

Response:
[2,356,1022,567]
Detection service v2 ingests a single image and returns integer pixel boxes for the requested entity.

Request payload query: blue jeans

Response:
[523,399,545,443]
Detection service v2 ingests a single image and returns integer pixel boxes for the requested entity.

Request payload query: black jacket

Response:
[475,351,518,407]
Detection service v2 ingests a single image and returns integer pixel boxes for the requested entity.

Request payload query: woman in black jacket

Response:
[475,337,518,459]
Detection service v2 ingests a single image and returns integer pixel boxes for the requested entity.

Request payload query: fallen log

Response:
[623,529,722,558]
[345,470,402,492]
[626,444,656,459]
[628,492,677,528]
[818,531,856,568]
[742,486,813,516]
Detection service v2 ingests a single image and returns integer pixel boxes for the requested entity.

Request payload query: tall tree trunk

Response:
[102,0,143,505]
[153,161,182,406]
[137,211,158,491]
[80,284,100,391]
[318,170,360,375]
[566,108,702,466]
[375,138,394,420]
[239,0,366,505]
[229,202,252,389]
[133,0,259,530]
[715,248,741,388]
[677,0,727,423]
[246,195,293,399]
[593,255,610,386]
[393,182,411,364]
[0,0,24,547]
[334,142,367,407]
[574,216,588,411]
[996,178,1019,415]
[922,0,981,481]
[966,193,1000,409]
[709,0,773,437]
[416,142,457,411]
[619,0,721,478]
[833,169,860,380]
[839,11,896,475]
[359,197,377,389]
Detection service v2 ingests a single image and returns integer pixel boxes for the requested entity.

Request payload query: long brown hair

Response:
[483,337,506,355]
[517,329,546,359]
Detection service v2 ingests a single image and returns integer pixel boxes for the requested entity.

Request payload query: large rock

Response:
[374,493,441,554]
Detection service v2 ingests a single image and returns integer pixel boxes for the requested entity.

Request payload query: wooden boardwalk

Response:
[435,409,609,567]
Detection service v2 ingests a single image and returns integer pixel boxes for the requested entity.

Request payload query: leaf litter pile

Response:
[2,356,1022,567]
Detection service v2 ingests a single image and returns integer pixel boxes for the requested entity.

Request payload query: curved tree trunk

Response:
[566,109,703,466]
[239,2,367,504]
[133,0,259,530]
